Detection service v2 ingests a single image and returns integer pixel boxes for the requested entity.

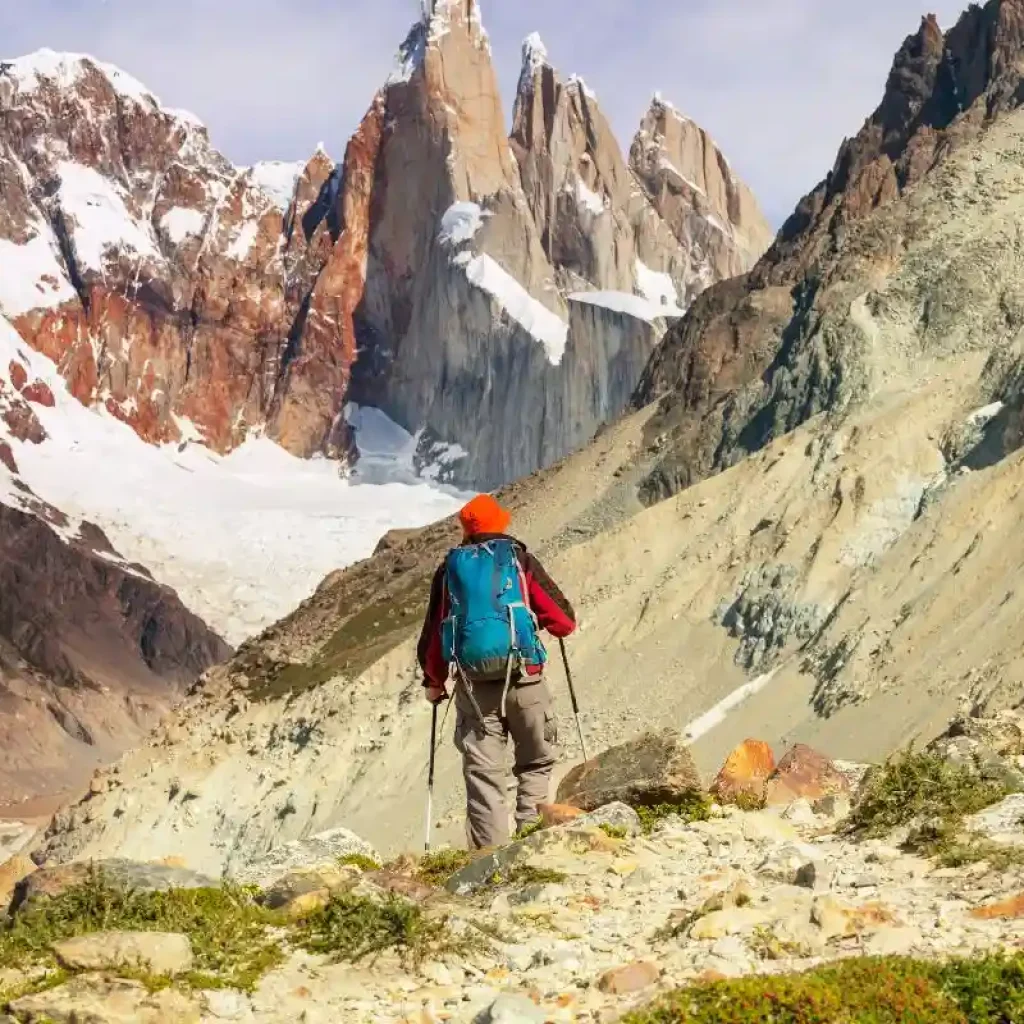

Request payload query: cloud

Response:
[2,0,973,225]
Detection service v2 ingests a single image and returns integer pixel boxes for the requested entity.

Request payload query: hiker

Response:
[418,494,577,849]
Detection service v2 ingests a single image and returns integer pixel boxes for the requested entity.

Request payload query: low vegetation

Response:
[0,867,284,994]
[623,953,1024,1023]
[292,891,476,968]
[635,792,713,835]
[337,853,381,873]
[415,849,474,887]
[844,747,1013,860]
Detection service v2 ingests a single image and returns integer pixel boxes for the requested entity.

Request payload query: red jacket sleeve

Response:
[522,551,576,639]
[417,564,449,687]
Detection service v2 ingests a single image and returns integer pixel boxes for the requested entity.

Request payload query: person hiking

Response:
[418,494,577,849]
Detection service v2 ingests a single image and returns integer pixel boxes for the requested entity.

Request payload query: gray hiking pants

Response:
[454,677,557,850]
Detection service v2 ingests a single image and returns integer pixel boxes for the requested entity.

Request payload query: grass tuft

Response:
[292,892,475,968]
[415,849,474,888]
[337,854,381,873]
[598,824,628,839]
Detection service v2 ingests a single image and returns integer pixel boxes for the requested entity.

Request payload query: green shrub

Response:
[0,867,283,992]
[415,849,474,887]
[337,854,381,873]
[292,892,472,967]
[598,823,628,839]
[636,792,713,835]
[516,820,545,840]
[844,747,1010,856]
[623,953,1024,1023]
[498,865,568,887]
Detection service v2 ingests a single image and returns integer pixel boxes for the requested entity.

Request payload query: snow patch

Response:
[248,161,304,213]
[568,291,684,324]
[225,221,259,262]
[705,213,730,236]
[635,260,682,311]
[459,254,568,365]
[438,201,488,248]
[0,229,77,317]
[56,162,162,273]
[160,208,206,246]
[519,32,549,93]
[0,315,466,645]
[684,670,778,743]
[575,178,606,216]
[967,401,1004,428]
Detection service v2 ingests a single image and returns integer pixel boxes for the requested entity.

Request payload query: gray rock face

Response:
[226,827,380,888]
[52,931,194,976]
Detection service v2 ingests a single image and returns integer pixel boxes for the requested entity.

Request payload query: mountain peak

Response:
[518,32,551,96]
[389,0,489,86]
[2,48,157,108]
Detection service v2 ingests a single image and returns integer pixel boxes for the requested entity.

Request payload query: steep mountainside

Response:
[37,0,1024,870]
[0,0,768,492]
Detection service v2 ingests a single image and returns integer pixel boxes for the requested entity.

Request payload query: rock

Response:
[811,896,896,939]
[555,729,704,812]
[757,844,831,891]
[477,992,546,1024]
[0,855,36,911]
[367,871,437,903]
[863,925,922,956]
[766,745,850,806]
[690,907,768,940]
[597,961,661,994]
[971,892,1024,920]
[8,975,201,1022]
[12,860,219,912]
[510,883,569,906]
[52,931,194,976]
[573,802,642,836]
[781,799,819,825]
[711,739,775,807]
[812,794,852,820]
[538,804,584,828]
[738,813,798,844]
[964,793,1024,845]
[445,836,545,895]
[280,889,332,918]
[227,828,380,888]
[260,865,360,910]
[201,989,255,1021]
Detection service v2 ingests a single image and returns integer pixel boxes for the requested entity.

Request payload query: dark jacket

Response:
[417,533,577,687]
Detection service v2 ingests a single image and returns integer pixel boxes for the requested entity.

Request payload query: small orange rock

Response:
[598,961,661,994]
[555,993,576,1008]
[22,380,55,408]
[293,986,312,999]
[697,969,729,983]
[971,892,1024,920]
[539,803,585,827]
[711,739,775,807]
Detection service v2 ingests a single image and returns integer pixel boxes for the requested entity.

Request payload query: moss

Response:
[635,792,713,835]
[337,854,381,873]
[844,747,1012,859]
[515,820,545,840]
[292,892,476,968]
[0,968,69,1005]
[748,924,813,962]
[0,867,284,993]
[599,823,628,839]
[492,865,568,887]
[416,849,474,888]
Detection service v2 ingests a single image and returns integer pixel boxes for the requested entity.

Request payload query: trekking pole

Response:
[424,702,439,853]
[558,638,590,763]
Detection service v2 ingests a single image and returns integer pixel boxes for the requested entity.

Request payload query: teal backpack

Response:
[441,539,547,681]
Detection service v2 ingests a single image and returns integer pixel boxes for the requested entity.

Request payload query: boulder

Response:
[756,844,831,891]
[260,865,360,910]
[7,975,200,1023]
[555,729,704,812]
[227,828,381,888]
[597,961,661,994]
[12,860,219,913]
[52,931,194,976]
[0,855,36,912]
[690,907,769,940]
[964,793,1024,846]
[573,802,642,836]
[477,992,546,1023]
[711,739,775,807]
[765,745,850,806]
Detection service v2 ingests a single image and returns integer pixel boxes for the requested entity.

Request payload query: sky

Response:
[0,0,970,226]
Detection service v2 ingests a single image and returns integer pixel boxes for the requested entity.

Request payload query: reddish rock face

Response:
[712,739,776,807]
[0,440,17,473]
[765,744,850,807]
[538,803,585,828]
[22,380,55,407]
[8,361,27,392]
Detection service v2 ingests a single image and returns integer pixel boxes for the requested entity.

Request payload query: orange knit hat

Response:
[459,494,511,538]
